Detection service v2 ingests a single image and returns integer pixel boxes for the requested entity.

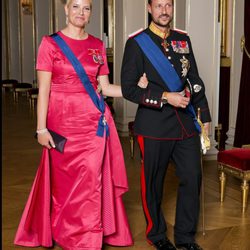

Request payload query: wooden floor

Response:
[2,92,250,250]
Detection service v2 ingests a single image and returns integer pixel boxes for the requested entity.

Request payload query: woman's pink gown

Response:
[14,32,133,250]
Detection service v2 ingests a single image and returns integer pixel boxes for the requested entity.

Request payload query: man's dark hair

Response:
[148,0,174,5]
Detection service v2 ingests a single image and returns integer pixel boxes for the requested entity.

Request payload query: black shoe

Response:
[175,242,203,250]
[153,238,177,250]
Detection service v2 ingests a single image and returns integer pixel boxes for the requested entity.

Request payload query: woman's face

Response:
[65,0,92,28]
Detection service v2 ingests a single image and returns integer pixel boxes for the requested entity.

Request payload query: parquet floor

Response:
[2,92,250,250]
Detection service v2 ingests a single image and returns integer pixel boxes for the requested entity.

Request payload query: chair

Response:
[217,148,250,213]
[2,79,18,93]
[128,121,135,158]
[13,82,33,102]
[28,88,39,112]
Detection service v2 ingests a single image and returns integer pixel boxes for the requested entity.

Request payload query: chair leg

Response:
[129,135,135,158]
[219,171,226,202]
[241,179,249,213]
[14,91,19,102]
[32,99,34,111]
[32,98,36,117]
[29,98,32,110]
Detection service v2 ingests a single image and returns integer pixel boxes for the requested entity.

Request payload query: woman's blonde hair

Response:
[65,0,92,8]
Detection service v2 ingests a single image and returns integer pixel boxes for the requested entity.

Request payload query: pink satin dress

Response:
[14,32,133,250]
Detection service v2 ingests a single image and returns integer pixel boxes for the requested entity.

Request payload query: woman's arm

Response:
[98,73,148,98]
[98,75,122,97]
[36,70,55,149]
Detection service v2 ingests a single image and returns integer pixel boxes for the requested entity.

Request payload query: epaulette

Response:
[128,28,144,38]
[173,28,188,35]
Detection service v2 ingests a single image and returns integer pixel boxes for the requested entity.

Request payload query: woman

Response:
[14,0,147,249]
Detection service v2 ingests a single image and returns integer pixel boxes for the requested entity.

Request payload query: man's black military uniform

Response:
[121,24,211,247]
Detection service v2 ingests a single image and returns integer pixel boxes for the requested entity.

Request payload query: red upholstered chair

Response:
[217,148,250,213]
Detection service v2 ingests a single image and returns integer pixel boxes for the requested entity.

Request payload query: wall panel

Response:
[8,0,21,81]
[19,0,35,83]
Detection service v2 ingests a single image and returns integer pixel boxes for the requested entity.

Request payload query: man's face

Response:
[148,0,173,28]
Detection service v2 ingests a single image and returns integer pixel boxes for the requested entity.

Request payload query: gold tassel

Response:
[197,108,210,154]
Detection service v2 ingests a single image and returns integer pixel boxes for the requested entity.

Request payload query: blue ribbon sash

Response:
[51,33,109,137]
[134,32,201,133]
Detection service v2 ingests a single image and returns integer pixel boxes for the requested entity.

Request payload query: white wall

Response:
[174,0,186,30]
[226,0,244,146]
[8,0,21,81]
[35,0,50,47]
[86,1,103,39]
[54,0,66,32]
[113,0,148,133]
[2,0,7,79]
[21,12,35,83]
[186,0,220,156]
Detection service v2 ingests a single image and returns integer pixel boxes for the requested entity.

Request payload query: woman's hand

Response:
[137,73,148,89]
[98,72,148,98]
[37,130,55,149]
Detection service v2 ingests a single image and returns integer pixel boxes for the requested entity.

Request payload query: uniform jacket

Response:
[121,27,211,140]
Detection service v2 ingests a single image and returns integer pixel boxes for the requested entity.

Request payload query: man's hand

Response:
[203,122,210,136]
[162,91,190,108]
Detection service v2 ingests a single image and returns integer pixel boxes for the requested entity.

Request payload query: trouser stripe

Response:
[137,135,153,244]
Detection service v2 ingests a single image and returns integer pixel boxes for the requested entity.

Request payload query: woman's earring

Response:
[66,15,69,25]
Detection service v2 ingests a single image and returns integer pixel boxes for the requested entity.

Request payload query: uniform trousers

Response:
[137,134,202,245]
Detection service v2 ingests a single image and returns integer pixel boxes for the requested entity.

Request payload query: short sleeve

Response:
[36,36,54,72]
[98,42,109,76]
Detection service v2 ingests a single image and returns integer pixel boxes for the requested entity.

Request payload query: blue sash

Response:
[51,33,109,137]
[134,32,201,133]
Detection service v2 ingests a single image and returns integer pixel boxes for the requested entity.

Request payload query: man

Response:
[121,0,211,250]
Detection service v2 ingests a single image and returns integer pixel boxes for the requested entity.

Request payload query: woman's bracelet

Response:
[36,128,48,134]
